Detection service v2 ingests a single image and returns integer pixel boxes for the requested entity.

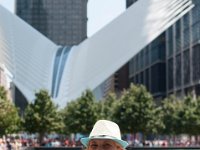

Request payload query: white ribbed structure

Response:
[56,0,194,104]
[0,5,58,102]
[0,0,193,106]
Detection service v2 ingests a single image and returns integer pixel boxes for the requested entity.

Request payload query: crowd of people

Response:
[0,137,83,150]
[1,136,200,149]
[1,119,200,150]
[0,138,22,150]
[128,138,200,147]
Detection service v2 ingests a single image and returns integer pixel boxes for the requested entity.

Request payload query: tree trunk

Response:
[172,135,176,146]
[142,133,146,146]
[189,135,192,146]
[39,133,45,146]
[195,135,198,146]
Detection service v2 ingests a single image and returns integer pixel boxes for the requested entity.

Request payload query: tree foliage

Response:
[112,84,163,135]
[193,97,200,134]
[63,90,98,134]
[23,89,63,143]
[98,92,118,120]
[0,86,7,100]
[60,84,200,138]
[181,96,200,135]
[161,96,184,135]
[0,86,21,136]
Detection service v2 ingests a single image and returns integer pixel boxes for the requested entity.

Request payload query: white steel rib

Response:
[0,0,194,106]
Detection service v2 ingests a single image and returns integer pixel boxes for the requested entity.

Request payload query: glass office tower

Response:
[16,0,88,45]
[166,0,200,97]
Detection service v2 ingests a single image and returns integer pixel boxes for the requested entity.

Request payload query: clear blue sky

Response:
[0,0,125,37]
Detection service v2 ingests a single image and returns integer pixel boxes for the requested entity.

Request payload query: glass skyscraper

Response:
[16,0,88,45]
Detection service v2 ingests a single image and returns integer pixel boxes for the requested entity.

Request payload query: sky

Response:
[0,0,125,37]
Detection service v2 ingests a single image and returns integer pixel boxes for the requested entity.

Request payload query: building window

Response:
[183,13,190,30]
[193,0,200,5]
[167,26,174,57]
[183,29,190,49]
[133,57,136,73]
[192,5,200,25]
[151,34,166,64]
[183,50,190,85]
[192,22,200,44]
[140,50,144,69]
[151,63,166,94]
[144,46,149,67]
[140,71,144,85]
[192,45,200,82]
[144,69,150,91]
[168,58,174,90]
[135,74,139,84]
[136,54,139,72]
[151,38,159,64]
[175,54,182,87]
[175,20,181,52]
[183,13,190,49]
[129,58,134,76]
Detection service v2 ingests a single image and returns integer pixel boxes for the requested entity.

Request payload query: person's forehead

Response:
[90,139,115,144]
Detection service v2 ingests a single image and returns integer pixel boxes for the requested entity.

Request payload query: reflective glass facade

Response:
[16,0,88,45]
[166,0,200,97]
[127,0,200,100]
[126,0,138,8]
[126,0,166,100]
[129,33,166,99]
[183,50,190,85]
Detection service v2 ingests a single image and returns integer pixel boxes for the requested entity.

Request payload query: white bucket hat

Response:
[80,120,129,149]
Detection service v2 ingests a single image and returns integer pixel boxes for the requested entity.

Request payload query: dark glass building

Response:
[16,0,88,45]
[126,0,200,101]
[166,0,200,97]
[126,0,138,8]
[129,33,166,101]
[114,0,166,101]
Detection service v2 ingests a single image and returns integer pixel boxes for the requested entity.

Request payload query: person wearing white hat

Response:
[81,120,129,150]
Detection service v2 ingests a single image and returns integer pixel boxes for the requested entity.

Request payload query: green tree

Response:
[112,84,162,138]
[23,89,63,144]
[63,90,98,135]
[181,95,198,135]
[194,97,200,134]
[0,86,7,100]
[0,87,21,136]
[192,97,200,143]
[161,95,184,135]
[98,92,118,120]
[179,95,200,137]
